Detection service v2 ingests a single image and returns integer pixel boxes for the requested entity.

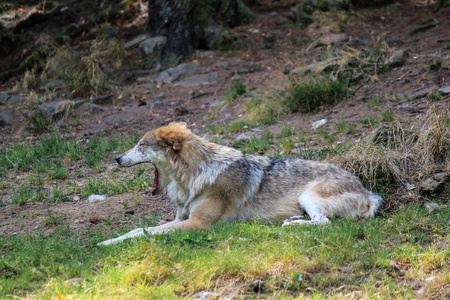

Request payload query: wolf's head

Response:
[115,122,191,194]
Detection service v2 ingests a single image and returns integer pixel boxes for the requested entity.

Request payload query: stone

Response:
[0,93,10,105]
[157,62,210,84]
[419,172,450,195]
[139,36,167,56]
[90,94,115,105]
[7,95,27,105]
[385,50,409,68]
[316,33,349,46]
[290,58,340,75]
[194,291,216,300]
[89,103,106,113]
[236,133,250,142]
[0,110,13,126]
[424,202,440,213]
[44,80,65,90]
[124,33,151,49]
[198,51,213,57]
[34,100,75,122]
[438,86,450,94]
[175,72,219,87]
[311,119,328,130]
[88,194,106,203]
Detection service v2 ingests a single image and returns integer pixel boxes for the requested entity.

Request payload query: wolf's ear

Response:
[157,129,183,151]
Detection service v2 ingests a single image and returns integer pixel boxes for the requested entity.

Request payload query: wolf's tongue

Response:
[151,167,159,195]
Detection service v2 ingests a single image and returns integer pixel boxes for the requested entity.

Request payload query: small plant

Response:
[361,116,380,127]
[380,109,395,122]
[368,95,383,111]
[10,186,34,205]
[427,90,442,101]
[429,59,442,71]
[52,185,66,202]
[43,213,63,227]
[279,126,296,138]
[392,94,401,104]
[233,131,273,154]
[334,121,347,133]
[48,163,69,180]
[208,124,228,134]
[229,119,257,132]
[224,76,248,103]
[283,77,348,113]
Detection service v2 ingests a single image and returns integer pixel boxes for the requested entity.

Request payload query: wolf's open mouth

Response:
[151,165,159,195]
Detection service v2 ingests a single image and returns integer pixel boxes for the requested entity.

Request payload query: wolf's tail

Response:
[365,192,384,217]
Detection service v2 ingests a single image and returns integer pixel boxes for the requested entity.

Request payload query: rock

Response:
[236,133,250,142]
[124,33,151,49]
[194,291,216,300]
[424,202,440,213]
[44,80,65,90]
[89,215,106,224]
[438,86,450,94]
[89,103,106,113]
[385,50,409,68]
[419,172,450,195]
[408,88,432,100]
[407,24,437,36]
[0,110,13,126]
[139,36,167,56]
[216,60,230,68]
[158,63,210,84]
[311,118,328,130]
[87,194,106,203]
[73,196,80,202]
[259,33,278,49]
[0,93,10,105]
[290,58,340,75]
[90,94,115,105]
[316,33,349,46]
[198,50,213,57]
[175,72,219,87]
[33,100,75,122]
[7,95,27,105]
[295,142,305,148]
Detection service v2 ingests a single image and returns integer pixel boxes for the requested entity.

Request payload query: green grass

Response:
[0,131,138,172]
[283,77,349,113]
[224,77,248,103]
[208,119,277,135]
[233,131,274,154]
[1,206,449,298]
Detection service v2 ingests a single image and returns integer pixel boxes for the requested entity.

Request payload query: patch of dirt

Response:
[0,191,175,236]
[0,0,449,237]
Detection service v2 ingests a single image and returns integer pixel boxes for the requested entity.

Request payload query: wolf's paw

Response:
[282,216,307,227]
[97,238,118,246]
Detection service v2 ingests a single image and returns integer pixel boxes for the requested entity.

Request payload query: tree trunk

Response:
[148,0,192,61]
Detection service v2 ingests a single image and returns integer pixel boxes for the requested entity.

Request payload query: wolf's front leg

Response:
[97,219,183,246]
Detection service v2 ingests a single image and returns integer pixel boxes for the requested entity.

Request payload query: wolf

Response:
[98,122,383,246]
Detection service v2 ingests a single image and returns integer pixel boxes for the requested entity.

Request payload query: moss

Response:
[210,31,249,51]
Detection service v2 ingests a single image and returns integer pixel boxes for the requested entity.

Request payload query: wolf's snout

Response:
[115,155,122,165]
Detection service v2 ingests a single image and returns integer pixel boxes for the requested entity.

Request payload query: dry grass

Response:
[330,108,450,207]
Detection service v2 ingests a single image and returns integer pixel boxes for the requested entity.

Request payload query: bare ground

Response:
[0,0,449,236]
